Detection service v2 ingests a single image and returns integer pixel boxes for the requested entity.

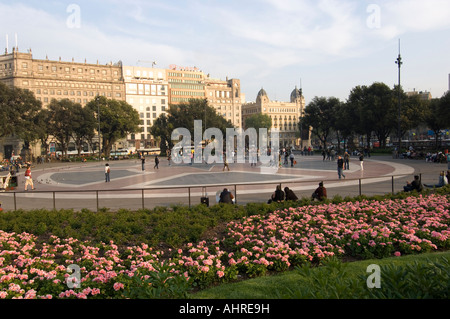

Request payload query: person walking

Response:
[141,156,145,171]
[289,152,295,167]
[223,155,230,171]
[154,156,159,169]
[359,153,364,171]
[105,163,110,182]
[337,156,346,179]
[24,164,36,190]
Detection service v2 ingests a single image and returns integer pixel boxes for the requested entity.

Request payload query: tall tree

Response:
[244,113,272,132]
[300,96,341,150]
[347,82,398,148]
[168,99,233,139]
[150,113,174,155]
[424,95,449,150]
[86,96,140,158]
[71,103,97,156]
[35,108,52,157]
[0,82,42,148]
[47,99,78,158]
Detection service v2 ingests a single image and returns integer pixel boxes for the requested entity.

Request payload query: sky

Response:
[0,0,449,104]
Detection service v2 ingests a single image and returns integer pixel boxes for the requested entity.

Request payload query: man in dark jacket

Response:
[403,175,423,192]
[312,181,327,201]
[284,187,298,201]
[219,188,234,204]
[268,185,285,203]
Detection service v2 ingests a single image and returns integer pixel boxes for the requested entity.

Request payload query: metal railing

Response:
[0,172,439,212]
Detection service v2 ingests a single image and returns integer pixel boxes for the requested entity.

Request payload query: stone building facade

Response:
[242,87,309,148]
[0,48,125,159]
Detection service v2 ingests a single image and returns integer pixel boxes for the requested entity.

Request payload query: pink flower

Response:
[113,282,124,291]
[394,251,401,257]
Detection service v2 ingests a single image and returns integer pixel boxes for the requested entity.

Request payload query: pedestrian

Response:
[167,150,171,166]
[223,155,230,171]
[344,151,350,170]
[219,188,234,204]
[24,164,35,190]
[312,181,327,201]
[105,163,110,182]
[154,156,159,169]
[337,156,346,179]
[284,187,298,201]
[141,156,145,171]
[359,153,364,171]
[289,152,295,167]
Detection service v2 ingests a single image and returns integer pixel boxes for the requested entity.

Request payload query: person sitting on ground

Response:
[268,185,285,204]
[219,188,234,204]
[403,175,423,192]
[284,187,298,201]
[424,171,448,188]
[312,181,327,201]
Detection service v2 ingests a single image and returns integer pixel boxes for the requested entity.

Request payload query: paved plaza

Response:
[1,153,448,211]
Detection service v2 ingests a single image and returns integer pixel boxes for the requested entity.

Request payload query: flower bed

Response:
[1,194,449,299]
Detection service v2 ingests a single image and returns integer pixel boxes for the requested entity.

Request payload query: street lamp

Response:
[395,39,403,153]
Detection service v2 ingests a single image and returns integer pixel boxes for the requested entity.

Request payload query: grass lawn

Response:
[192,251,450,299]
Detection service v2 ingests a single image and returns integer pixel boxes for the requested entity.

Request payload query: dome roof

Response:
[290,86,303,102]
[257,88,268,99]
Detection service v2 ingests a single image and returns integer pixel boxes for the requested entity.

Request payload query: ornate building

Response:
[0,48,125,159]
[242,87,309,148]
[205,77,243,128]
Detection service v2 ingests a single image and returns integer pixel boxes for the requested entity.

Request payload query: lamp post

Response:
[395,39,402,153]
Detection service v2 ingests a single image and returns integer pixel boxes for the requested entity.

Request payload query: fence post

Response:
[392,176,394,193]
[359,179,362,196]
[142,189,144,209]
[53,192,56,210]
[96,190,99,212]
[13,192,17,210]
[188,187,191,208]
[234,184,237,204]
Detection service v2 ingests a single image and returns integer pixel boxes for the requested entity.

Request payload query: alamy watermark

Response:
[66,264,82,288]
[366,4,381,29]
[170,120,280,168]
[366,264,381,288]
[66,4,81,29]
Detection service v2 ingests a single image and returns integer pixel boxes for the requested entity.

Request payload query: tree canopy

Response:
[86,96,140,158]
[0,82,42,147]
[151,99,235,154]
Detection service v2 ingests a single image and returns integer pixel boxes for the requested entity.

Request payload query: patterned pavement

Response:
[1,153,447,211]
